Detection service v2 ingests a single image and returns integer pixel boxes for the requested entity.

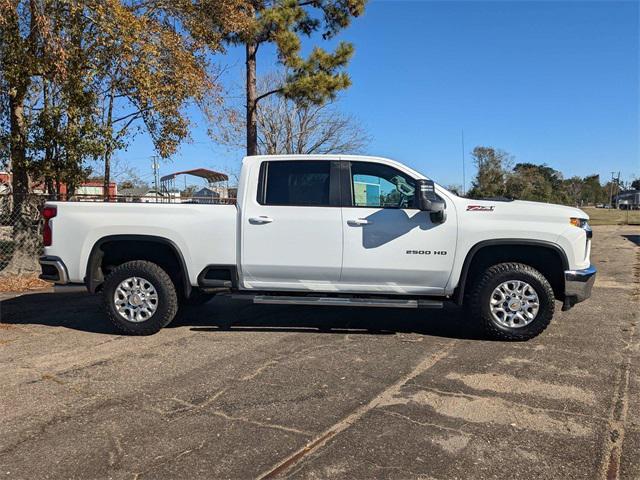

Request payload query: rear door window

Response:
[258,161,332,206]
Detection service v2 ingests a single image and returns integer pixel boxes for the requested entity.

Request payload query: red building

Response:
[0,171,116,198]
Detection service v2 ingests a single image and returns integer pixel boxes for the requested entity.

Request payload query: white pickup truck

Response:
[39,155,596,340]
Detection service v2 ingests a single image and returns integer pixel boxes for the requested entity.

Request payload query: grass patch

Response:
[582,207,640,226]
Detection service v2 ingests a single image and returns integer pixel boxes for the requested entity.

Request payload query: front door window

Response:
[350,162,416,209]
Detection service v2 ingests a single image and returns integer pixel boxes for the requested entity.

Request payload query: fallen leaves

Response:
[0,275,52,293]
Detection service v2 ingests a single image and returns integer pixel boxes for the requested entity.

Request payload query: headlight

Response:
[570,217,592,238]
[570,217,589,228]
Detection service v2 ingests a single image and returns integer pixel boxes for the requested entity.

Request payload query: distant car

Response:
[596,203,604,208]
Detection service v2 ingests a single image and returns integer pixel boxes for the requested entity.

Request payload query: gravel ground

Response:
[0,225,638,480]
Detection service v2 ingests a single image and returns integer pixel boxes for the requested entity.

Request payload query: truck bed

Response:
[47,202,238,286]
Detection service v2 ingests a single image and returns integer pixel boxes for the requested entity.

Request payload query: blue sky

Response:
[122,0,639,190]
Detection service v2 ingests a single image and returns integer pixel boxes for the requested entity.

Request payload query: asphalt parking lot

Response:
[1,225,638,480]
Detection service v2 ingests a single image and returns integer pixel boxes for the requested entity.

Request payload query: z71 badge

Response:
[467,205,495,211]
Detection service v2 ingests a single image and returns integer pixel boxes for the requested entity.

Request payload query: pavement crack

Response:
[256,340,457,479]
[379,409,470,436]
[241,360,279,381]
[34,371,103,400]
[108,431,124,467]
[209,410,312,436]
[407,382,610,423]
[198,388,228,408]
[235,343,343,384]
[598,317,635,480]
[132,439,207,479]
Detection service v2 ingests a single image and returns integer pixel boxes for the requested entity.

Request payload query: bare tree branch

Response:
[209,72,370,157]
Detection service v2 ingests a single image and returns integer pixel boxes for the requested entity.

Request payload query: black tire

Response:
[102,260,178,335]
[468,262,555,341]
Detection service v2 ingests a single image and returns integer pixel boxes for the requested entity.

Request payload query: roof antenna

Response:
[461,129,466,196]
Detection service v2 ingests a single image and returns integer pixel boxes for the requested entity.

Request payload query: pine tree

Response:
[223,0,367,155]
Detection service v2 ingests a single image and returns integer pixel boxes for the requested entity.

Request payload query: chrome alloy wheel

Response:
[489,280,540,328]
[113,276,159,322]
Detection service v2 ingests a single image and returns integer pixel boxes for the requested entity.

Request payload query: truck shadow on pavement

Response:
[622,234,640,246]
[1,291,485,340]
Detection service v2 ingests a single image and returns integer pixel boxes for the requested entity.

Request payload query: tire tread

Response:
[103,260,178,335]
[468,262,555,341]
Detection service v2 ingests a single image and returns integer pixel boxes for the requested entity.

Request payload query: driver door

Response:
[340,160,456,295]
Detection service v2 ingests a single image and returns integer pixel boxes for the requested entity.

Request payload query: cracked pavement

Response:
[0,225,638,479]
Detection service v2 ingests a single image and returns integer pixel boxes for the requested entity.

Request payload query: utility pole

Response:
[152,156,160,201]
[609,171,620,208]
[461,129,466,196]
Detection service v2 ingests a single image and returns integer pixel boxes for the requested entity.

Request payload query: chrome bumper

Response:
[39,256,69,284]
[563,265,596,310]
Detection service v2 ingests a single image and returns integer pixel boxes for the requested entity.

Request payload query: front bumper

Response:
[39,256,69,284]
[563,265,596,310]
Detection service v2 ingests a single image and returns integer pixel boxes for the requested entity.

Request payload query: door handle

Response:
[249,216,274,224]
[347,218,372,226]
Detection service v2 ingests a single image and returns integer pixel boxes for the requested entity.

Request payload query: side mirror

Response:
[416,179,446,223]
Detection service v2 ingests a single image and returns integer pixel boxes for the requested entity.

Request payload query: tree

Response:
[1,0,250,196]
[505,163,565,203]
[445,184,462,196]
[631,178,640,190]
[89,0,249,197]
[581,175,606,205]
[221,0,367,155]
[0,0,84,274]
[0,0,249,274]
[212,74,370,155]
[467,146,512,199]
[463,145,622,206]
[562,176,585,206]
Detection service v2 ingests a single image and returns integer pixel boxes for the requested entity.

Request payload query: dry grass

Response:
[0,275,52,293]
[582,207,640,226]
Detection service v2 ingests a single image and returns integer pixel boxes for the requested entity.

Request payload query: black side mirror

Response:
[416,179,446,223]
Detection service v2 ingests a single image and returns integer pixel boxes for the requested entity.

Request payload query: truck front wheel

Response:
[102,260,178,335]
[468,262,555,341]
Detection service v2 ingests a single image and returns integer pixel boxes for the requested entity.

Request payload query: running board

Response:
[249,295,443,309]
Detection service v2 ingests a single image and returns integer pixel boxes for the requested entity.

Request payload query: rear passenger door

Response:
[241,160,343,290]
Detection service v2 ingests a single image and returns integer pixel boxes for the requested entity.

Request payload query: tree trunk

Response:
[104,84,115,200]
[3,84,41,276]
[9,85,30,208]
[246,42,258,156]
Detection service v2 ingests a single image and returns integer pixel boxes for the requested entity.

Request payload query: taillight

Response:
[42,206,57,246]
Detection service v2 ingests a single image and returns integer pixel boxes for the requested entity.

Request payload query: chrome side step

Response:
[249,295,443,309]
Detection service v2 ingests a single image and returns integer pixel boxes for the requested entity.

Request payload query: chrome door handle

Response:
[249,216,274,224]
[347,218,372,226]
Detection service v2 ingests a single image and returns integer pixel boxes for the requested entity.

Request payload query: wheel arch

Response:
[85,234,191,298]
[453,239,569,304]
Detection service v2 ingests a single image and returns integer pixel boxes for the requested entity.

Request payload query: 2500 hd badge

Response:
[406,250,448,255]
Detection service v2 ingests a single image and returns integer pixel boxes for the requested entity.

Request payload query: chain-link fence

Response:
[0,193,49,278]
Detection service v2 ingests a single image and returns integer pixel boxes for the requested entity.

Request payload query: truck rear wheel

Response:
[102,260,178,335]
[468,262,554,341]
